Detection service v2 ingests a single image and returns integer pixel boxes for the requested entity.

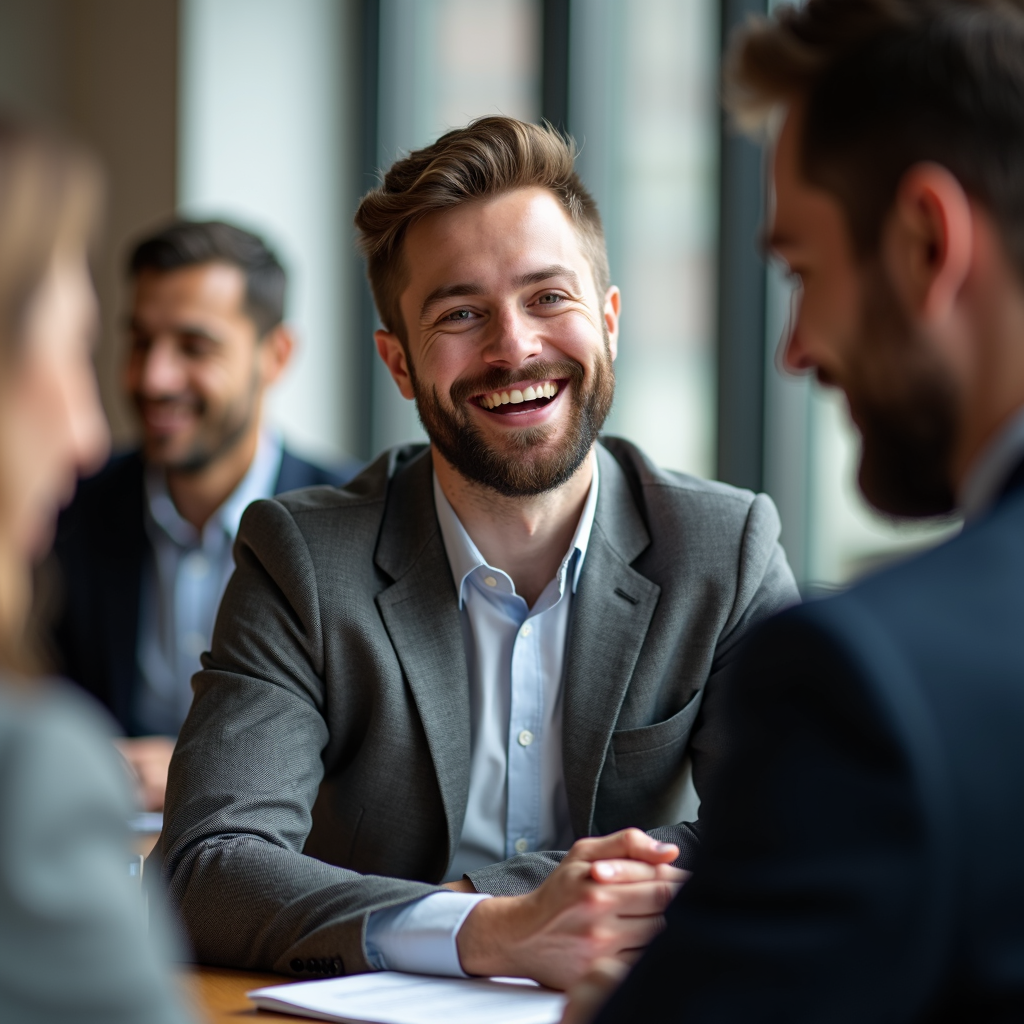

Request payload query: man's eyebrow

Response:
[514,264,582,291]
[125,317,224,343]
[419,283,484,320]
[418,265,584,321]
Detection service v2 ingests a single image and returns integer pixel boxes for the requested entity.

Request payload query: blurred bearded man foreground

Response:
[563,2,1024,1022]
[157,116,798,987]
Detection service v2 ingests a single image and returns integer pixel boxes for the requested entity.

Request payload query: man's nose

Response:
[778,289,816,373]
[137,338,187,395]
[484,307,544,366]
[780,323,816,372]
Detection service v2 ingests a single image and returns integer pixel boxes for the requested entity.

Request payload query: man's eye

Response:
[537,293,563,305]
[181,336,214,356]
[443,309,473,322]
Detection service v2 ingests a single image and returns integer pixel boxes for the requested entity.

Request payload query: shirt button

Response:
[517,729,534,747]
[514,838,529,854]
[484,576,497,587]
[520,623,532,638]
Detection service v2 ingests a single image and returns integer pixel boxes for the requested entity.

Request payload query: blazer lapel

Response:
[104,455,147,731]
[373,447,472,869]
[562,445,661,837]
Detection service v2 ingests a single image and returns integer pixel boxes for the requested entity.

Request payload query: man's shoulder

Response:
[776,492,1024,690]
[601,436,766,519]
[599,437,782,561]
[844,491,1022,636]
[56,450,145,546]
[246,443,429,539]
[69,449,144,505]
[233,445,436,593]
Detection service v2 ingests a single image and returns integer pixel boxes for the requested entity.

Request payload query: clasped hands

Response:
[450,828,688,992]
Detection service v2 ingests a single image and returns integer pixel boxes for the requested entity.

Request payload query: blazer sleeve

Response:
[0,684,193,1024]
[158,498,444,977]
[594,604,954,1022]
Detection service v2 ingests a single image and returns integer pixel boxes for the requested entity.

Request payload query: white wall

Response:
[179,0,356,463]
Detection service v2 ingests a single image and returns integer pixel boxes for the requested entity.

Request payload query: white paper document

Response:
[247,971,567,1024]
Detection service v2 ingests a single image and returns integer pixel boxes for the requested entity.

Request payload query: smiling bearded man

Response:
[158,116,798,989]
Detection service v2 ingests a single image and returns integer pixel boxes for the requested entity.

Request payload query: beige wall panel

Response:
[66,0,178,446]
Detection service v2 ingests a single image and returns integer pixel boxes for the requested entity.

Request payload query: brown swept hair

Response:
[354,116,610,343]
[0,115,101,676]
[725,0,1024,275]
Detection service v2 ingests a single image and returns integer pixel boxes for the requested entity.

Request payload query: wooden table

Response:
[180,966,307,1023]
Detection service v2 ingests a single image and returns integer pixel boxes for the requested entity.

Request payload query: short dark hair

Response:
[354,116,609,344]
[726,0,1024,277]
[128,219,287,337]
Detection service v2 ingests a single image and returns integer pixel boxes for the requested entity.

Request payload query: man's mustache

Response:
[133,393,205,415]
[449,360,584,407]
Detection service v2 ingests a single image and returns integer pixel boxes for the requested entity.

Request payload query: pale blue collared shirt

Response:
[133,431,283,736]
[365,453,600,977]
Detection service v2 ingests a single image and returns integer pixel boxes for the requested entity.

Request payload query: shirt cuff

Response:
[364,891,492,977]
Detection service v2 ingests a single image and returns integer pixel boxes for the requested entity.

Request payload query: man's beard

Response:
[136,370,260,475]
[411,345,615,498]
[841,265,959,518]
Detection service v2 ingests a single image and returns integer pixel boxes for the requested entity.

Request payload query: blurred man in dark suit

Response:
[52,220,361,810]
[565,1,1024,1020]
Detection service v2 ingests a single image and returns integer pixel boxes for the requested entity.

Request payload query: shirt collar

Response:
[144,430,283,547]
[957,405,1024,523]
[433,451,600,608]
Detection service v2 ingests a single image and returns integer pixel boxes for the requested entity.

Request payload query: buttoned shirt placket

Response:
[136,432,282,735]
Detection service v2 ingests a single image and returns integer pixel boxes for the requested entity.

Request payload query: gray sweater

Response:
[0,679,192,1023]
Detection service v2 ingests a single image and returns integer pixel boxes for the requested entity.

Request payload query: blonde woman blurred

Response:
[0,116,192,1023]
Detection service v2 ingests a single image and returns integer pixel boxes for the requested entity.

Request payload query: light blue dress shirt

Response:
[133,432,283,736]
[365,454,599,977]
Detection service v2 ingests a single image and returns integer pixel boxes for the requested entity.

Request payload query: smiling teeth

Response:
[480,381,558,410]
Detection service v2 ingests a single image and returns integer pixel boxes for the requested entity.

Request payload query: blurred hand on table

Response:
[115,735,175,811]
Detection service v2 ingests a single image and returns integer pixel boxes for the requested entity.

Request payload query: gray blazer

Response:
[0,681,191,1024]
[159,438,798,977]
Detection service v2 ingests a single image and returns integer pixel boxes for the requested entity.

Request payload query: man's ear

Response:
[886,163,973,324]
[603,286,621,361]
[375,329,416,400]
[258,323,295,386]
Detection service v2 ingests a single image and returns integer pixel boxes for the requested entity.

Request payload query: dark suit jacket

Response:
[595,470,1024,1022]
[50,445,361,735]
[158,438,798,975]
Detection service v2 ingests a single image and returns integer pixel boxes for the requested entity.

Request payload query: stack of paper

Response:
[247,971,567,1024]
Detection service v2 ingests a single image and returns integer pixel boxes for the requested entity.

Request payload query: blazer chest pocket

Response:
[596,689,704,832]
[611,687,704,759]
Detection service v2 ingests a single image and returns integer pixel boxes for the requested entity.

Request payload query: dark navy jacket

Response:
[50,447,362,735]
[597,468,1024,1022]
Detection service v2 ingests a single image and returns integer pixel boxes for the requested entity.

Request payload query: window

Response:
[572,0,720,478]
